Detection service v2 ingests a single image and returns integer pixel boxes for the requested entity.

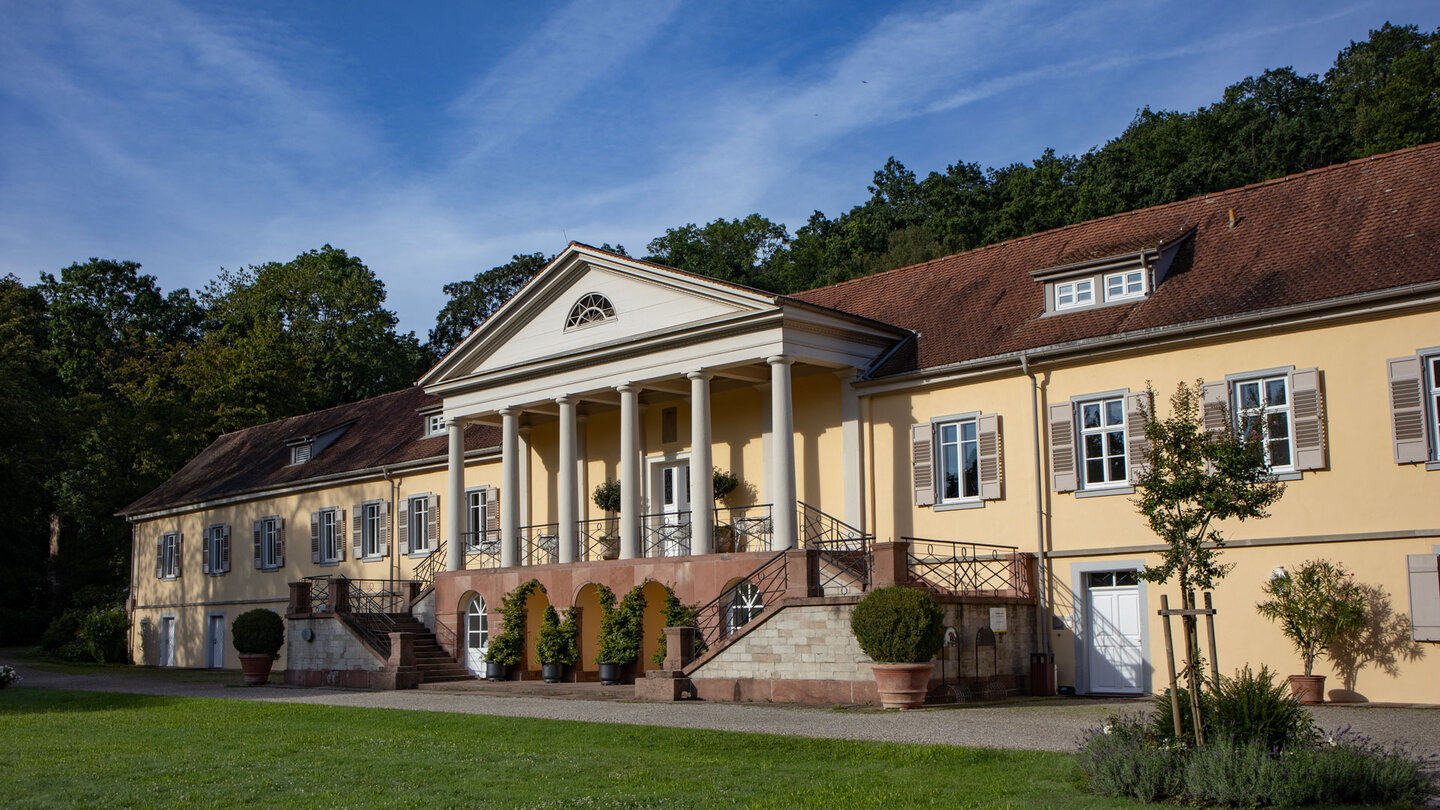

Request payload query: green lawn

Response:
[0,688,1155,809]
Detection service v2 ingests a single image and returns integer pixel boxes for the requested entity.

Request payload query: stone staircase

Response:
[387,614,474,683]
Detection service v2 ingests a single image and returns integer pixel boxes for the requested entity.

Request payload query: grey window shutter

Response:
[352,504,363,558]
[428,494,440,547]
[977,414,1003,501]
[221,525,231,573]
[201,528,212,575]
[1289,367,1327,471]
[1388,356,1430,464]
[484,489,500,538]
[155,537,163,578]
[378,501,389,557]
[397,499,410,554]
[911,423,935,506]
[1201,381,1229,434]
[311,511,321,563]
[254,521,263,569]
[175,533,182,577]
[275,517,285,568]
[336,508,346,561]
[1125,391,1152,484]
[1407,554,1440,642]
[1048,402,1077,493]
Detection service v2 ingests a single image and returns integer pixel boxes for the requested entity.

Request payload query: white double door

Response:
[651,461,691,557]
[1086,572,1143,694]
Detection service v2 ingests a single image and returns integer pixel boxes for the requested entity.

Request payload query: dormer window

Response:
[1034,228,1194,316]
[565,293,615,329]
[291,444,312,465]
[1054,279,1094,310]
[1104,270,1145,302]
[426,414,446,437]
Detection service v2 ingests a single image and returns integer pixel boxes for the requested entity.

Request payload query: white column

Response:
[618,384,641,559]
[518,425,532,533]
[688,372,714,556]
[500,408,520,568]
[557,396,577,564]
[445,420,465,572]
[759,381,772,504]
[837,370,864,531]
[768,356,798,550]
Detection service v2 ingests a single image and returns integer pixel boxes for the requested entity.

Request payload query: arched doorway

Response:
[463,595,489,676]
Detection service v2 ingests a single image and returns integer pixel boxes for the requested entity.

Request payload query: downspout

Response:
[1021,354,1050,659]
[126,519,138,664]
[382,466,399,585]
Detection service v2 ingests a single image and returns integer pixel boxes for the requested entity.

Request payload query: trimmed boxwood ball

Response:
[232,609,285,659]
[850,586,945,664]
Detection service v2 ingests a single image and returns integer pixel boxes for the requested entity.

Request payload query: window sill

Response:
[1265,471,1303,482]
[205,572,227,578]
[407,550,434,559]
[1075,485,1136,499]
[360,555,386,563]
[160,575,179,581]
[935,499,985,512]
[316,560,342,567]
[1426,460,1440,472]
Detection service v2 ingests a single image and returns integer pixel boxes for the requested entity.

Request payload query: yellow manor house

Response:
[124,144,1440,705]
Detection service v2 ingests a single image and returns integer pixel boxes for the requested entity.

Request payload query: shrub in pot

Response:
[592,481,622,558]
[1256,559,1367,703]
[850,586,945,708]
[596,584,646,685]
[486,580,542,681]
[232,609,285,685]
[536,605,579,683]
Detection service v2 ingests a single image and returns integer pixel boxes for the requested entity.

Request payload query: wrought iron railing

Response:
[578,517,619,562]
[344,578,410,614]
[714,504,773,553]
[642,511,692,558]
[463,531,501,569]
[901,538,1032,598]
[304,575,333,613]
[413,543,445,590]
[520,523,560,566]
[434,617,457,655]
[812,537,871,595]
[692,551,788,653]
[797,501,866,547]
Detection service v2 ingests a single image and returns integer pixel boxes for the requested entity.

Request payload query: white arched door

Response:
[464,596,489,675]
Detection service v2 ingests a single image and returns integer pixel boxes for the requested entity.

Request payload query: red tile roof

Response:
[791,143,1440,377]
[122,387,500,516]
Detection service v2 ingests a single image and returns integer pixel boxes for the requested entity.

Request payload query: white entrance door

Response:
[1086,571,1143,693]
[206,615,225,668]
[656,463,690,557]
[159,616,176,667]
[464,597,488,675]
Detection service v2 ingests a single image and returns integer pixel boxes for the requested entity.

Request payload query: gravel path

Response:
[6,661,1438,758]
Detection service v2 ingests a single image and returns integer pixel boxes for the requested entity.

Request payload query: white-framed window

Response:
[407,494,432,554]
[362,502,384,558]
[1079,396,1128,487]
[317,507,341,564]
[466,490,485,544]
[202,524,230,576]
[1054,279,1094,310]
[1234,374,1294,470]
[425,414,446,437]
[936,419,980,502]
[255,515,284,570]
[1429,355,1440,458]
[157,532,181,579]
[565,292,616,329]
[724,580,763,636]
[1104,269,1145,302]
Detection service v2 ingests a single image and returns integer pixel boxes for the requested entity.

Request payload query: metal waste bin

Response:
[1030,652,1055,696]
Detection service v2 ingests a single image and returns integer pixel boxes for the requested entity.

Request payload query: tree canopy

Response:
[428,252,549,357]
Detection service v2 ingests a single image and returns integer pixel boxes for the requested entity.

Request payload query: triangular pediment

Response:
[421,245,778,387]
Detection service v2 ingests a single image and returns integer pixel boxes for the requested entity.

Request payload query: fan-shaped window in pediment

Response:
[565,293,616,329]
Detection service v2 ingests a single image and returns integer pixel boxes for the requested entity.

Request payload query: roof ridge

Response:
[214,386,426,440]
[795,141,1440,298]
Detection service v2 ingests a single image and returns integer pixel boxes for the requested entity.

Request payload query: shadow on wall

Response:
[1327,582,1426,702]
[137,618,158,667]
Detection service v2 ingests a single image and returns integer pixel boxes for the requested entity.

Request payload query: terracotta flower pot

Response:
[238,653,274,686]
[871,662,934,709]
[1288,674,1326,704]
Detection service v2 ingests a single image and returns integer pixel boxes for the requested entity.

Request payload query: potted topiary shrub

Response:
[592,481,622,560]
[596,584,646,685]
[486,580,541,681]
[1257,559,1367,704]
[232,609,285,685]
[536,605,579,683]
[711,469,741,553]
[850,586,945,709]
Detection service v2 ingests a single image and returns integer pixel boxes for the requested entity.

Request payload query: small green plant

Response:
[1257,559,1368,676]
[597,584,646,664]
[536,605,579,666]
[712,468,739,503]
[232,609,284,658]
[650,586,700,667]
[592,480,622,513]
[849,586,945,664]
[486,579,542,667]
[1207,665,1316,749]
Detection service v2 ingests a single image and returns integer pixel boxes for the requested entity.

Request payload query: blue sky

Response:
[2,1,1437,338]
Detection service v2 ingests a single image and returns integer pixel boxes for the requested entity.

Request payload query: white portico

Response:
[419,244,906,573]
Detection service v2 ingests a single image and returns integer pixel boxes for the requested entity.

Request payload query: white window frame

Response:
[408,494,431,554]
[259,516,282,570]
[935,417,980,505]
[206,525,226,577]
[1104,269,1145,302]
[1054,278,1094,310]
[425,414,446,437]
[1232,373,1295,472]
[1427,353,1440,462]
[465,489,486,549]
[160,532,180,579]
[362,501,384,559]
[318,507,341,564]
[1077,395,1128,489]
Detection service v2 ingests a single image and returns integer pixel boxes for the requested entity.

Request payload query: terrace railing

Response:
[714,504,773,553]
[463,530,501,570]
[642,512,691,558]
[798,501,871,594]
[521,523,560,567]
[901,537,1032,598]
[692,550,788,654]
[412,543,445,591]
[577,517,619,562]
[303,575,333,613]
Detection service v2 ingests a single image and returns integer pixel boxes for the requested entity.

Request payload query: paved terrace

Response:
[5,658,1438,761]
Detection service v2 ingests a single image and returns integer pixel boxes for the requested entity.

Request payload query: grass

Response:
[0,688,1159,809]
